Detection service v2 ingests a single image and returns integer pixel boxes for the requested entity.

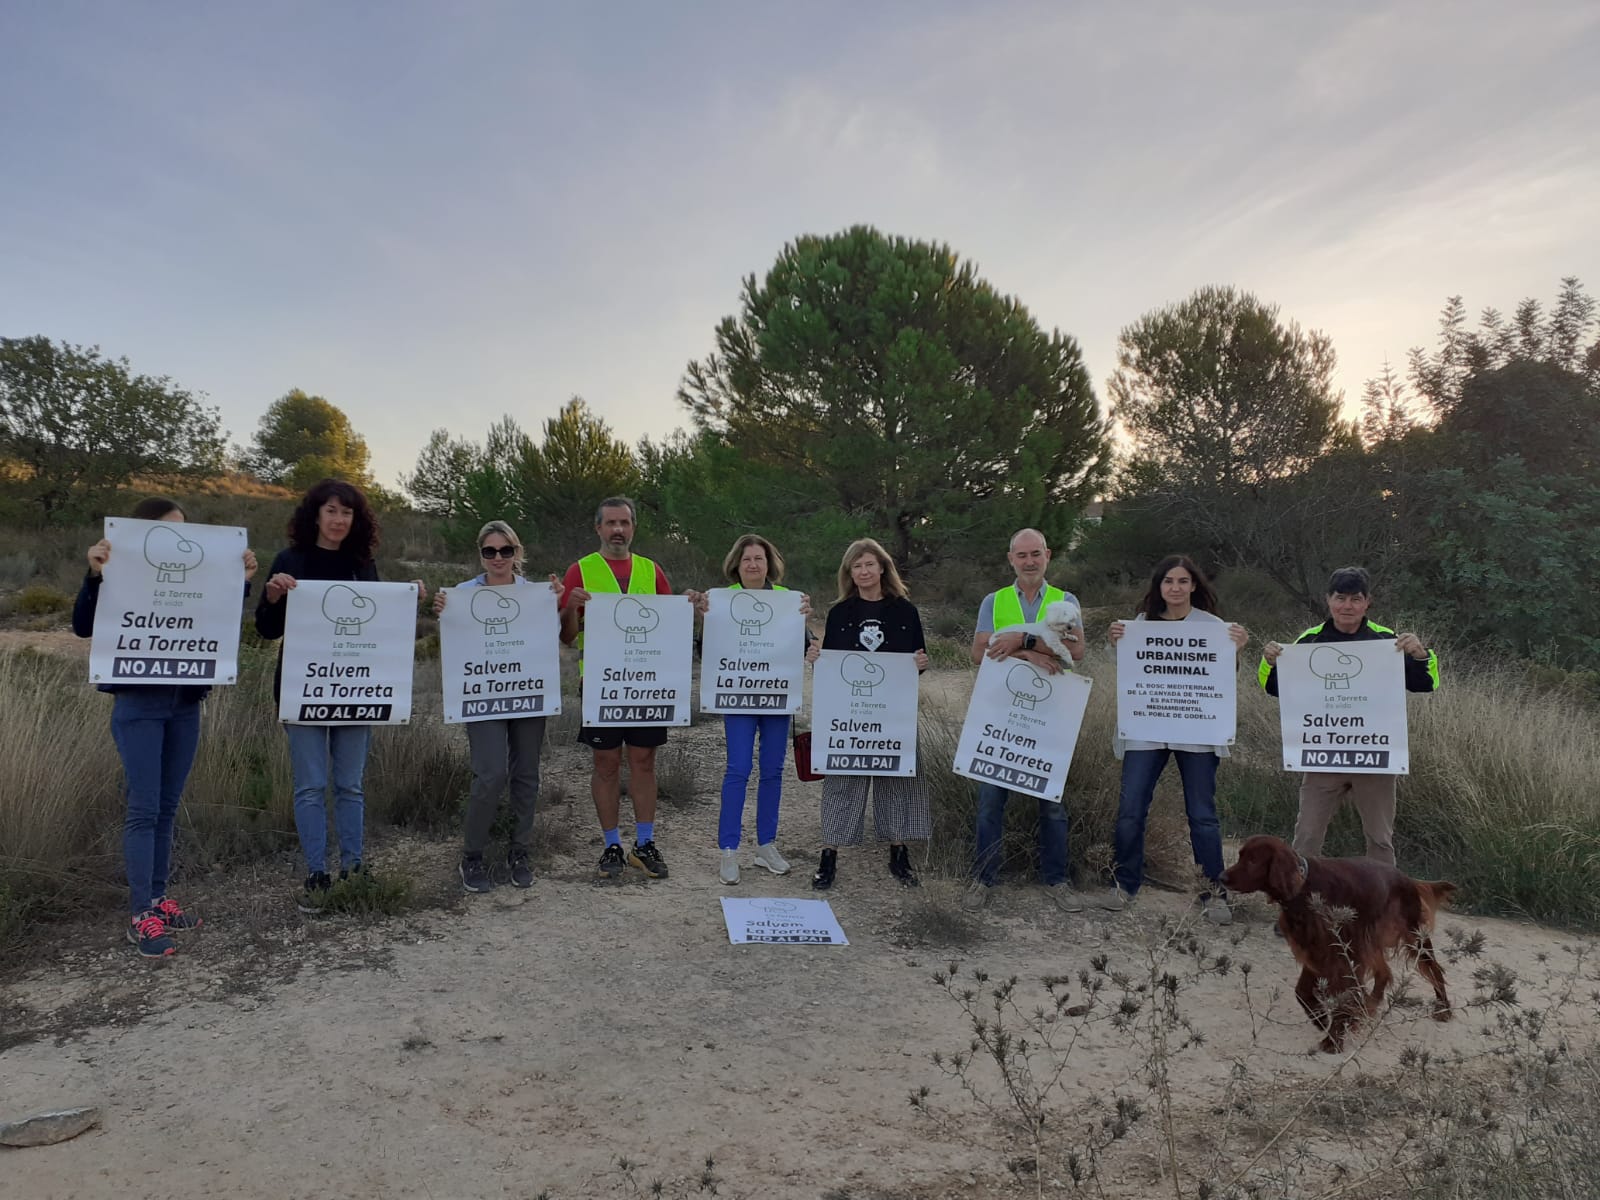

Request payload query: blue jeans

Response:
[717,714,789,849]
[973,783,1069,886]
[110,688,203,914]
[1113,749,1223,895]
[286,724,373,874]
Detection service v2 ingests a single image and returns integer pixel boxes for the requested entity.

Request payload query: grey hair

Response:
[1008,527,1049,552]
[477,519,525,574]
[594,495,637,526]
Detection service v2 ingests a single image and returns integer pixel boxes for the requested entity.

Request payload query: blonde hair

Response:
[477,519,525,574]
[722,534,785,586]
[835,537,908,603]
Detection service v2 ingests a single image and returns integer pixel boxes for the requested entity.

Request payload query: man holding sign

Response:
[1260,566,1439,867]
[961,529,1086,912]
[560,496,702,881]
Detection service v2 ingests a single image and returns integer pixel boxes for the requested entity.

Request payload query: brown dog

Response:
[1220,835,1456,1052]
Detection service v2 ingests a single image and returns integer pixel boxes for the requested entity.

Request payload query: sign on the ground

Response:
[88,518,249,686]
[1275,641,1409,773]
[580,593,694,726]
[720,897,849,945]
[1116,622,1237,746]
[809,649,919,775]
[438,582,562,723]
[277,580,418,725]
[698,587,806,714]
[953,656,1092,801]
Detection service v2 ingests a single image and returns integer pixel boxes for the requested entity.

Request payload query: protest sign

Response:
[277,580,418,725]
[810,649,918,776]
[438,582,562,723]
[89,518,248,686]
[698,587,806,715]
[953,657,1092,801]
[720,897,849,945]
[580,593,694,726]
[1276,641,1409,773]
[1116,622,1237,746]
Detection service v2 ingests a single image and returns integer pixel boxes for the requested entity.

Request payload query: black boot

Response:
[811,848,837,891]
[888,844,920,888]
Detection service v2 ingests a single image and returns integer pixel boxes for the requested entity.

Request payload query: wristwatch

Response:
[1022,634,1038,652]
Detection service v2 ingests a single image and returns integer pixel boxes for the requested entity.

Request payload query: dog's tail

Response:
[1418,880,1458,925]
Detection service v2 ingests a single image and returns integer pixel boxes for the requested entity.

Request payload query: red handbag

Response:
[792,731,824,781]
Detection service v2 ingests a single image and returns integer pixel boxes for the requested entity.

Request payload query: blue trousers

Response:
[110,688,203,914]
[973,783,1069,886]
[286,724,373,874]
[1113,749,1224,895]
[717,714,789,849]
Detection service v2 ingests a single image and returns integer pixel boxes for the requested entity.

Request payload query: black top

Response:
[254,545,381,700]
[73,571,251,699]
[1261,618,1439,697]
[822,595,925,666]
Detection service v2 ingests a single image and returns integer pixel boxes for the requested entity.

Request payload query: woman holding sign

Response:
[432,520,563,893]
[1106,555,1248,924]
[74,497,258,957]
[255,479,405,914]
[694,534,814,886]
[811,538,930,891]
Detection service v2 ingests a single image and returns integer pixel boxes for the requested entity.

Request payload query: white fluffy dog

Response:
[1009,598,1083,664]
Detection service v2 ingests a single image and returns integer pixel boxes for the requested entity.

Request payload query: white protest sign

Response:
[810,649,919,776]
[1276,641,1409,774]
[720,897,849,946]
[1116,622,1237,746]
[953,657,1092,801]
[277,580,418,725]
[89,518,249,686]
[580,593,694,726]
[698,587,805,715]
[438,583,562,723]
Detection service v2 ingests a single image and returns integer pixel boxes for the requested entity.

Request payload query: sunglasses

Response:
[480,545,517,559]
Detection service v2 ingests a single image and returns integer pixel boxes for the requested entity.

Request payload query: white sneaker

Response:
[961,880,992,912]
[753,842,791,876]
[719,849,740,885]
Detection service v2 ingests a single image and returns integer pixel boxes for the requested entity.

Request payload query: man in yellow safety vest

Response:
[963,528,1086,914]
[560,496,699,881]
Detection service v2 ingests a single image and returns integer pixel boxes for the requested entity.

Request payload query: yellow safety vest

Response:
[991,584,1064,631]
[576,551,659,672]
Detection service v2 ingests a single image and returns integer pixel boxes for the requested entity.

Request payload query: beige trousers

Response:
[1292,772,1398,866]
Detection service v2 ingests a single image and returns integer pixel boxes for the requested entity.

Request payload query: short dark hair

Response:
[1326,566,1371,596]
[594,496,637,526]
[131,496,184,521]
[287,478,380,563]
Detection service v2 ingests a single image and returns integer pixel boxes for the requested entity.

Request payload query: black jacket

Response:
[1258,618,1440,697]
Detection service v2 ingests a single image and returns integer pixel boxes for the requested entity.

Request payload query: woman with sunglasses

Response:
[432,520,564,893]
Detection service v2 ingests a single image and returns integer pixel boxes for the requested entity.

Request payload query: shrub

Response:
[9,584,70,615]
[0,551,37,589]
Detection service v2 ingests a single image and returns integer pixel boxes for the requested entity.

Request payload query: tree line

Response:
[4,225,1595,663]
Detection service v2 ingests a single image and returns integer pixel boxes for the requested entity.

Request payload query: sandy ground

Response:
[4,666,1598,1199]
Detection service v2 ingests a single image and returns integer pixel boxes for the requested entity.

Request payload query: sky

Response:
[3,0,1597,489]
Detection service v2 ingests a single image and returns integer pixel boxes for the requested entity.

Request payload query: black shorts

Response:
[577,724,670,751]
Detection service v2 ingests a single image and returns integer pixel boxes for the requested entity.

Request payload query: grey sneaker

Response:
[507,850,533,889]
[1095,885,1133,912]
[460,855,494,894]
[719,849,740,885]
[1202,891,1233,926]
[1045,883,1086,913]
[752,842,791,876]
[961,880,992,912]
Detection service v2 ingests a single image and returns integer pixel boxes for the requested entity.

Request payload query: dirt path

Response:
[4,675,1597,1198]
